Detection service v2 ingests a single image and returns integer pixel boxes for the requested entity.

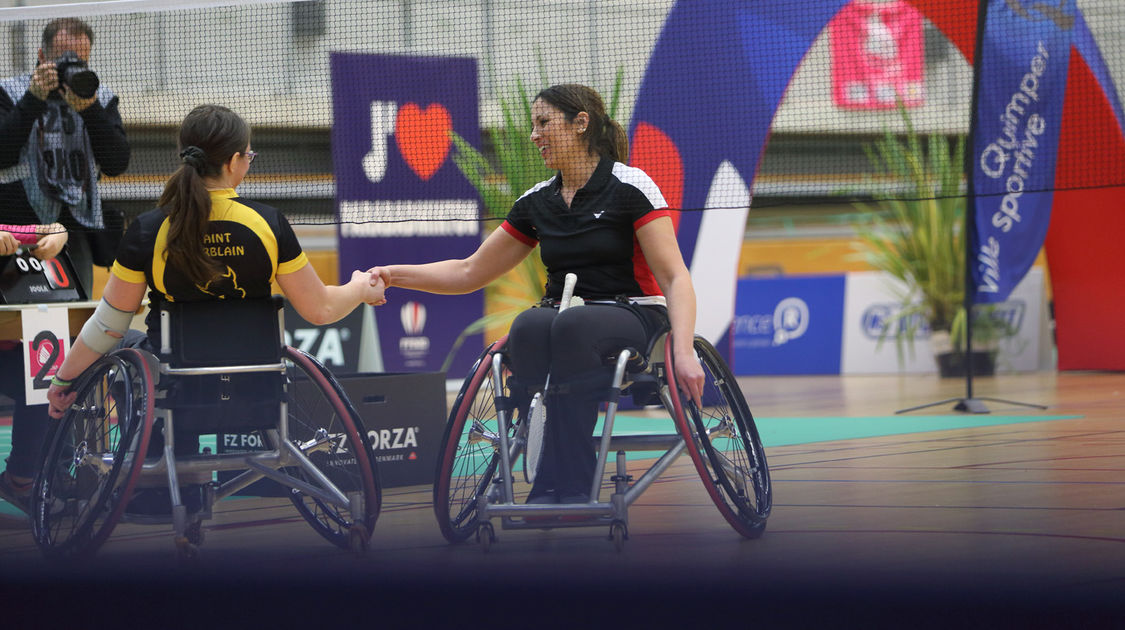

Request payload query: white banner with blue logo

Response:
[971,0,1075,303]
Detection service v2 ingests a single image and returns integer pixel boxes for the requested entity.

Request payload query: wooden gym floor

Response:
[1,371,1123,627]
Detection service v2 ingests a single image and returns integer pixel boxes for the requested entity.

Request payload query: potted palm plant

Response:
[853,105,1011,376]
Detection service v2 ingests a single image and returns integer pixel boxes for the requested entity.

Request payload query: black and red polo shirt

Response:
[501,157,671,300]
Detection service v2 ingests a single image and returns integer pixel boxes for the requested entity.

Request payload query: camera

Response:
[54,51,99,99]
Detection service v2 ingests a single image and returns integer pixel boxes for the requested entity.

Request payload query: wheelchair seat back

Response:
[159,295,284,367]
[156,296,285,434]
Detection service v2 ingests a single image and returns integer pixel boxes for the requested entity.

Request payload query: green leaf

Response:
[850,104,1007,359]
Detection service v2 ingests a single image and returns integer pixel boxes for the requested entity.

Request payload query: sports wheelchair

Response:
[434,322,772,551]
[29,297,381,560]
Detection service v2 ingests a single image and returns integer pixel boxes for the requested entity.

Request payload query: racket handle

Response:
[0,224,39,245]
[559,273,578,313]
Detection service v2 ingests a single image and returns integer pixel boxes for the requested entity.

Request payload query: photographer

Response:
[0,17,130,294]
[0,17,129,513]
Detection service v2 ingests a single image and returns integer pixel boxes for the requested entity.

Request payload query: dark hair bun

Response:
[178,145,206,170]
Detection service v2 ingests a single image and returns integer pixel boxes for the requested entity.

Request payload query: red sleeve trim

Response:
[633,208,671,230]
[500,220,538,247]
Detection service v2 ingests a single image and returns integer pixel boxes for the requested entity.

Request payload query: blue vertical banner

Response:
[971,0,1075,303]
[331,53,482,374]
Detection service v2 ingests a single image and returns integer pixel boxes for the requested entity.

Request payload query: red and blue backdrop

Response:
[631,0,1125,369]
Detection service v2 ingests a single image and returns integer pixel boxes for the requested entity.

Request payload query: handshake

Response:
[364,266,393,306]
[349,268,387,307]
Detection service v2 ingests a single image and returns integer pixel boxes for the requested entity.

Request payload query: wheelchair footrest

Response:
[120,483,213,524]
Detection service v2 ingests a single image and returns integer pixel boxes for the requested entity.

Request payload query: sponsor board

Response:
[842,268,1044,374]
[732,275,845,375]
[283,302,363,374]
[218,371,446,494]
[732,269,1045,375]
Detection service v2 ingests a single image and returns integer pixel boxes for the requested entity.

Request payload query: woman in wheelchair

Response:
[370,84,704,507]
[44,104,385,516]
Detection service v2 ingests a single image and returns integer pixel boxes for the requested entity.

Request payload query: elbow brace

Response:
[78,299,134,354]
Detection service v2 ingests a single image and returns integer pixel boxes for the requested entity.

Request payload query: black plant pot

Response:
[935,350,996,378]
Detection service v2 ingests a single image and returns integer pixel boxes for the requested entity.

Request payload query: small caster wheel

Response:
[348,524,370,556]
[476,522,495,553]
[175,536,199,564]
[185,520,204,546]
[609,521,628,552]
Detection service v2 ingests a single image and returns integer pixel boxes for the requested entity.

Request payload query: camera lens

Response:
[64,66,99,99]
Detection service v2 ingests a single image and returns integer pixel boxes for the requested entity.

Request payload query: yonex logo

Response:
[593,210,605,219]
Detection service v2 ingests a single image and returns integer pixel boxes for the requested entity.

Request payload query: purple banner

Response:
[971,0,1075,303]
[331,53,482,374]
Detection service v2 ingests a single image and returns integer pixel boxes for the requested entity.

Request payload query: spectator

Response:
[0,16,130,294]
[0,17,129,513]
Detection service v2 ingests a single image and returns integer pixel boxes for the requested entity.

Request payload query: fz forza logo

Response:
[400,301,426,335]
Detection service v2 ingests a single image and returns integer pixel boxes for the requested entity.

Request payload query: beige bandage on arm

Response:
[78,299,134,354]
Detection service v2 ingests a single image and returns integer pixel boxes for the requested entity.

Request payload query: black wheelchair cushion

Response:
[161,372,283,433]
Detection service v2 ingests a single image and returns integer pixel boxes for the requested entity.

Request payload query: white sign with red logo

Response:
[829,0,925,110]
[21,305,69,405]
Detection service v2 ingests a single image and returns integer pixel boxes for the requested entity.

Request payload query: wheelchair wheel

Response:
[434,336,520,543]
[667,336,771,539]
[281,346,381,550]
[31,348,155,559]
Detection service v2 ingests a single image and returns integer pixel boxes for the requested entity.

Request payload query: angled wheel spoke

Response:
[280,347,380,551]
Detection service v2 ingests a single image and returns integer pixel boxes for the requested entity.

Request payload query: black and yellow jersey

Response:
[112,188,308,303]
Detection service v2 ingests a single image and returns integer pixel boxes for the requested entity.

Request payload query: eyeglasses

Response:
[242,150,258,164]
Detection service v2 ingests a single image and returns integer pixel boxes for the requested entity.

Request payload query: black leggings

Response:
[507,303,666,498]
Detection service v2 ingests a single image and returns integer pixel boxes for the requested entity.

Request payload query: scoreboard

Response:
[0,248,86,304]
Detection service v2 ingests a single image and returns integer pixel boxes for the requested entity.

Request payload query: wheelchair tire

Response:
[667,336,772,539]
[433,336,519,544]
[31,348,155,559]
[281,346,381,550]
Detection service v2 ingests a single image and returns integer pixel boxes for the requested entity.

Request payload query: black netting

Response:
[0,1,1118,235]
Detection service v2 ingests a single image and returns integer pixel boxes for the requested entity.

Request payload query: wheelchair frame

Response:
[30,298,381,561]
[434,328,772,552]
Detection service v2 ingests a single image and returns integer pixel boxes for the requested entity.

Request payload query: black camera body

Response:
[54,51,99,99]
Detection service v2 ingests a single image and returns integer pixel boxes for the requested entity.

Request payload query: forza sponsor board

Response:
[334,371,446,488]
[219,371,446,493]
[331,53,482,374]
[283,302,363,374]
